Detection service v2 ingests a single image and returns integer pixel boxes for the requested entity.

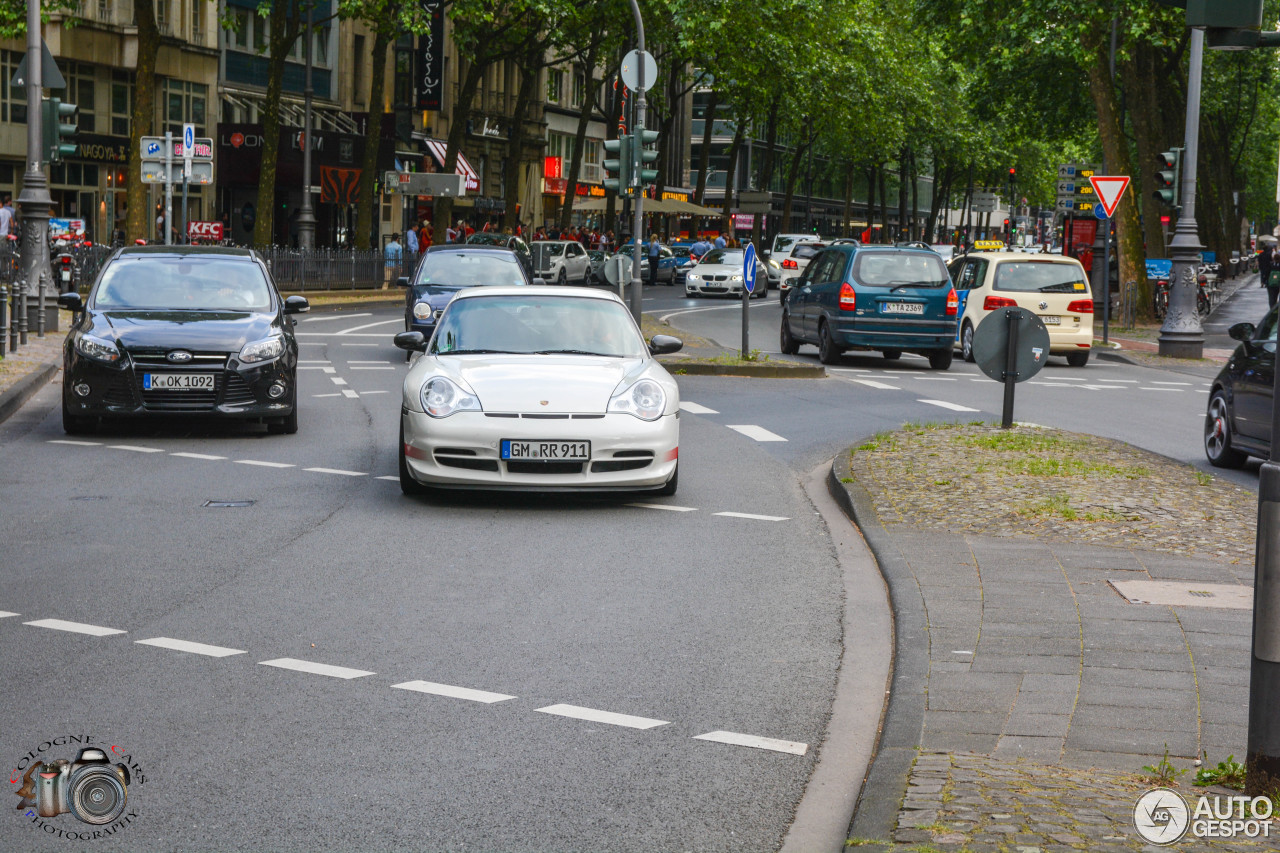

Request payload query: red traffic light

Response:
[1009,167,1016,176]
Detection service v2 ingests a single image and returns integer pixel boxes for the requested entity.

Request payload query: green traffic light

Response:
[602,134,633,196]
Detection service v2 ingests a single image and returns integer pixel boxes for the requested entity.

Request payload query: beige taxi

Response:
[947,252,1093,366]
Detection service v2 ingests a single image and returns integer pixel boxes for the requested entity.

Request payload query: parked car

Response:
[684,247,770,299]
[531,240,592,285]
[947,251,1093,366]
[778,242,826,303]
[779,244,957,368]
[586,249,608,284]
[399,244,537,339]
[57,245,308,435]
[465,232,533,277]
[769,233,821,259]
[393,287,683,494]
[1205,310,1276,467]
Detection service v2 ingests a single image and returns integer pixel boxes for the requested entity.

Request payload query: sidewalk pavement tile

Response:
[991,734,1063,761]
[1079,667,1196,690]
[971,654,1083,675]
[1002,712,1072,738]
[1065,726,1198,756]
[926,688,1019,714]
[1077,685,1199,712]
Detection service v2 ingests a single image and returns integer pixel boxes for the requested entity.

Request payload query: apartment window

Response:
[52,63,97,133]
[192,1,202,37]
[111,70,132,136]
[228,8,250,50]
[547,70,563,104]
[352,35,365,103]
[571,71,585,108]
[155,0,169,32]
[97,0,110,21]
[160,78,208,137]
[0,50,27,124]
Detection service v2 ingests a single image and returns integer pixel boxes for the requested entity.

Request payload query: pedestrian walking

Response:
[0,195,13,239]
[405,226,419,254]
[1267,246,1280,309]
[383,232,403,288]
[714,233,726,250]
[647,233,661,287]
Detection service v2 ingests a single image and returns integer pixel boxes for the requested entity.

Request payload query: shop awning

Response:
[424,139,480,192]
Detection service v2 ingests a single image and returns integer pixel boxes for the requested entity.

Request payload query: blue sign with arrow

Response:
[743,242,757,293]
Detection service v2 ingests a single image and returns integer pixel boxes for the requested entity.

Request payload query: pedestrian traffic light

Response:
[1153,148,1182,211]
[603,134,632,195]
[41,97,78,163]
[634,129,659,189]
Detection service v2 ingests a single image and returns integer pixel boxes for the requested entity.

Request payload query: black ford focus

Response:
[58,246,308,435]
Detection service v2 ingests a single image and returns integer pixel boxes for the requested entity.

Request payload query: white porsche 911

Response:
[394,287,682,495]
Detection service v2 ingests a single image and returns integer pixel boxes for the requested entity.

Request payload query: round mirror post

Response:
[1248,336,1280,796]
[1001,309,1019,429]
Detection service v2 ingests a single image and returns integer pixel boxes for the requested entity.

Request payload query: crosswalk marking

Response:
[918,399,980,412]
[258,658,374,679]
[171,452,227,461]
[714,511,790,522]
[25,618,126,636]
[628,503,698,512]
[136,637,246,657]
[727,424,788,442]
[852,379,900,390]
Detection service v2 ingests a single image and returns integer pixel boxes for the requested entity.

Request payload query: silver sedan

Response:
[683,248,770,299]
[394,287,682,495]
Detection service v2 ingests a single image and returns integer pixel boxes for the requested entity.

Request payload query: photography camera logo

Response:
[1134,787,1190,845]
[11,737,144,840]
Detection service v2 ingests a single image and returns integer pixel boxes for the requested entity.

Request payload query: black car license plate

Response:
[144,373,215,390]
[501,440,590,460]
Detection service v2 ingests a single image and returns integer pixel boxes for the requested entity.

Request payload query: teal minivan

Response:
[779,245,959,368]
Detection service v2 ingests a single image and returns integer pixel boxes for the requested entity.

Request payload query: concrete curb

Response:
[660,362,826,378]
[0,362,59,426]
[827,452,930,845]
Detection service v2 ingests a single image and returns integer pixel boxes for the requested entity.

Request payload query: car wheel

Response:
[557,269,568,286]
[267,405,298,435]
[1066,350,1089,367]
[961,321,976,363]
[1205,390,1248,469]
[655,462,678,496]
[778,289,786,305]
[399,422,431,495]
[928,348,953,370]
[780,315,800,355]
[62,403,95,435]
[818,320,842,365]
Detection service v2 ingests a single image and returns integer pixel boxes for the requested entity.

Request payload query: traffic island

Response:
[833,422,1270,850]
[640,315,826,378]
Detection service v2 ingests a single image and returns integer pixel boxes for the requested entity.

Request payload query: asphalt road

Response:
[0,293,1243,851]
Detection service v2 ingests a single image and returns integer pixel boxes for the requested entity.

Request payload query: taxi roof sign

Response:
[1088,175,1130,218]
[972,240,1006,251]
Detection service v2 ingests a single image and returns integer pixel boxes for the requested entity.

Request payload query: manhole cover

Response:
[203,500,255,508]
[1108,580,1251,610]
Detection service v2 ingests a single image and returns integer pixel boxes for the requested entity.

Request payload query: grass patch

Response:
[1195,754,1246,790]
[1019,493,1123,522]
[960,429,1087,453]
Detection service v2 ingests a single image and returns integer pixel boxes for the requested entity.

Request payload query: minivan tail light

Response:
[983,295,1017,310]
[946,288,958,315]
[1067,300,1094,313]
[839,282,856,311]
[782,259,798,269]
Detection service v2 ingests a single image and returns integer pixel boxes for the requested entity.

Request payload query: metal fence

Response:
[255,247,415,291]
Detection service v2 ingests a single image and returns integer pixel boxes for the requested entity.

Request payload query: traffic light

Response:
[634,129,659,189]
[1153,148,1182,211]
[41,97,78,163]
[603,134,632,195]
[1008,167,1016,177]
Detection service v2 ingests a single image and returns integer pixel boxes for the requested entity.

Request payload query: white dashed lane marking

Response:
[297,359,333,364]
[304,467,367,477]
[0,611,18,618]
[392,680,516,704]
[258,658,374,679]
[108,445,164,453]
[851,379,900,390]
[679,402,719,414]
[714,511,790,522]
[25,618,126,636]
[727,424,787,442]
[628,503,697,512]
[341,389,360,398]
[236,460,294,468]
[49,439,101,446]
[918,399,980,412]
[332,377,348,386]
[298,365,337,373]
[536,704,669,730]
[301,312,371,323]
[347,360,392,364]
[135,637,246,657]
[693,730,808,756]
[376,476,399,481]
[336,319,403,335]
[171,452,226,461]
[313,393,342,398]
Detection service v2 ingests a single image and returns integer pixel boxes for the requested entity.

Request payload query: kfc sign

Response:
[188,221,224,241]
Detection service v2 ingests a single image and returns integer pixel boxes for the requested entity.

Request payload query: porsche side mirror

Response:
[649,334,683,356]
[393,331,428,352]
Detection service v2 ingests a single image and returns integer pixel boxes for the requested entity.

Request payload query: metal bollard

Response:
[0,284,7,354]
[16,275,27,347]
[36,270,45,338]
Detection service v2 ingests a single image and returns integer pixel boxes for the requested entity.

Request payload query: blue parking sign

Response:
[743,242,757,293]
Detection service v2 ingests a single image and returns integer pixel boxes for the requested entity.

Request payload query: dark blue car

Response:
[399,245,535,338]
[779,245,958,369]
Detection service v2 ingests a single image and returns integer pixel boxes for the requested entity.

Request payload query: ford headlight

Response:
[608,378,665,421]
[239,336,285,364]
[421,376,481,418]
[75,333,121,364]
[413,302,433,320]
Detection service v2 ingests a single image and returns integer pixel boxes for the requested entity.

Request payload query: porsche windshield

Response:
[431,295,645,358]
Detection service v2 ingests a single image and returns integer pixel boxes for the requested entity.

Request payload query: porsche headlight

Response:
[421,376,482,418]
[239,336,285,364]
[607,378,666,421]
[413,302,433,320]
[75,333,121,364]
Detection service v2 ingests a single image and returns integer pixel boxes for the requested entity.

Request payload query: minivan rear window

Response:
[994,261,1089,294]
[851,251,949,288]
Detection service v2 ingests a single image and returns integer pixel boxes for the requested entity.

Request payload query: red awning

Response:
[424,139,480,192]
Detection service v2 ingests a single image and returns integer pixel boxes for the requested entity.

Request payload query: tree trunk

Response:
[435,58,487,240]
[1121,42,1172,258]
[878,168,889,243]
[909,149,919,240]
[864,165,876,239]
[353,27,391,250]
[841,162,853,238]
[897,146,910,242]
[693,89,717,206]
[253,0,303,247]
[1085,21,1149,320]
[780,142,808,233]
[720,120,745,235]
[559,38,600,230]
[506,53,539,232]
[758,96,779,192]
[125,0,159,242]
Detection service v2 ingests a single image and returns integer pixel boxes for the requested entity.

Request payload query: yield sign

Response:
[1088,175,1130,218]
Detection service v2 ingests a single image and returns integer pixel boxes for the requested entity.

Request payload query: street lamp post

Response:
[296,1,317,250]
[627,0,645,324]
[18,0,54,343]
[1157,27,1206,359]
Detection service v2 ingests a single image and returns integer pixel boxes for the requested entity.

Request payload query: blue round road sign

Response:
[1093,202,1108,220]
[743,242,757,293]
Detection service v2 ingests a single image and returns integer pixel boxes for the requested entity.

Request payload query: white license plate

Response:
[1041,316,1061,325]
[881,302,924,314]
[144,373,215,391]
[501,440,590,460]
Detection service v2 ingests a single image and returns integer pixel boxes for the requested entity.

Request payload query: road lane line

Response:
[135,637,246,657]
[341,389,360,398]
[258,658,374,679]
[171,452,227,461]
[340,342,380,346]
[851,379,900,390]
[1028,381,1073,387]
[1081,384,1120,390]
[679,402,719,414]
[236,459,294,468]
[628,503,697,512]
[392,680,516,704]
[298,360,333,364]
[918,399,980,412]
[714,511,790,522]
[727,424,788,442]
[535,704,669,730]
[349,366,395,370]
[304,467,367,477]
[107,445,165,453]
[693,730,808,755]
[48,440,102,446]
[336,319,403,335]
[298,366,337,373]
[0,611,19,618]
[359,390,388,395]
[301,312,371,323]
[25,618,126,636]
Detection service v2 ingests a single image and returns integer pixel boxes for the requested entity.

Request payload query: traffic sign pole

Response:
[741,242,757,358]
[164,131,173,245]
